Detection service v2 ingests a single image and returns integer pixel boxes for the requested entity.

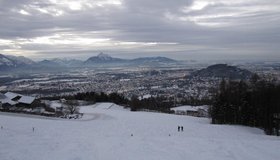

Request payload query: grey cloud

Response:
[0,0,279,60]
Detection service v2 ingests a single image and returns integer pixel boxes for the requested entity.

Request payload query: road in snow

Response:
[0,103,280,160]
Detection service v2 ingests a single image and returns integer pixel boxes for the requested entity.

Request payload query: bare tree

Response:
[63,100,80,115]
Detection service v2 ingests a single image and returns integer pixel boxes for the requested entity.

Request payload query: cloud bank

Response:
[0,0,279,60]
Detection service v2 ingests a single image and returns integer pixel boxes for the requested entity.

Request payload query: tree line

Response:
[42,92,176,113]
[210,74,280,136]
[129,96,174,113]
[42,92,129,106]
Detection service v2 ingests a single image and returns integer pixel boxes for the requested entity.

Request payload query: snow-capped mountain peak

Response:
[0,54,35,68]
[6,55,35,65]
[0,54,14,66]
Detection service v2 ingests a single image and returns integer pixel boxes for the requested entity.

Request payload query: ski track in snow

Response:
[0,103,280,160]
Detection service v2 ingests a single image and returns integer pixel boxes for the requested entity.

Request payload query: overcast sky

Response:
[0,0,279,61]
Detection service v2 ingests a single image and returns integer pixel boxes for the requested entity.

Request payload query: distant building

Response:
[171,105,209,117]
[0,92,37,109]
[5,92,36,107]
[0,93,17,109]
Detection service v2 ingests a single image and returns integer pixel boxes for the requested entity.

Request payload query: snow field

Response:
[0,103,280,160]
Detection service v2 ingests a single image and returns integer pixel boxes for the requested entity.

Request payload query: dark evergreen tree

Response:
[211,74,280,136]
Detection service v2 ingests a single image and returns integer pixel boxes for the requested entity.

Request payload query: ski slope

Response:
[0,103,279,160]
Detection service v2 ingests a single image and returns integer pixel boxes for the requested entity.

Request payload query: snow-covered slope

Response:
[0,54,35,69]
[0,103,279,160]
[171,105,208,112]
[5,55,35,65]
[49,58,83,67]
[89,102,126,110]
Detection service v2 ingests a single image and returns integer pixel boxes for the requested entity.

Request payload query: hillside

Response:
[84,52,127,65]
[191,64,253,79]
[0,103,279,160]
[0,54,35,70]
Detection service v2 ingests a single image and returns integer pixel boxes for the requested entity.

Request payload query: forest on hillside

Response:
[210,74,280,136]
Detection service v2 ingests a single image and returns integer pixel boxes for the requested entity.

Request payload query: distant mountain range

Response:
[84,52,176,66]
[0,54,35,70]
[0,53,255,80]
[0,53,178,71]
[37,58,83,68]
[191,64,253,79]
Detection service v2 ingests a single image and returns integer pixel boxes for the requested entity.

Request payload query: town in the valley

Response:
[1,55,280,120]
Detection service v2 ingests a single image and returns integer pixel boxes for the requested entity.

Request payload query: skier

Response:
[181,126,184,132]
[178,126,180,132]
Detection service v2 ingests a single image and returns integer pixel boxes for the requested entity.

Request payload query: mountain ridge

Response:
[0,53,178,71]
[0,54,35,70]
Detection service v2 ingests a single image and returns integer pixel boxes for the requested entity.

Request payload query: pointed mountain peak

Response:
[85,53,126,64]
[97,52,111,58]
